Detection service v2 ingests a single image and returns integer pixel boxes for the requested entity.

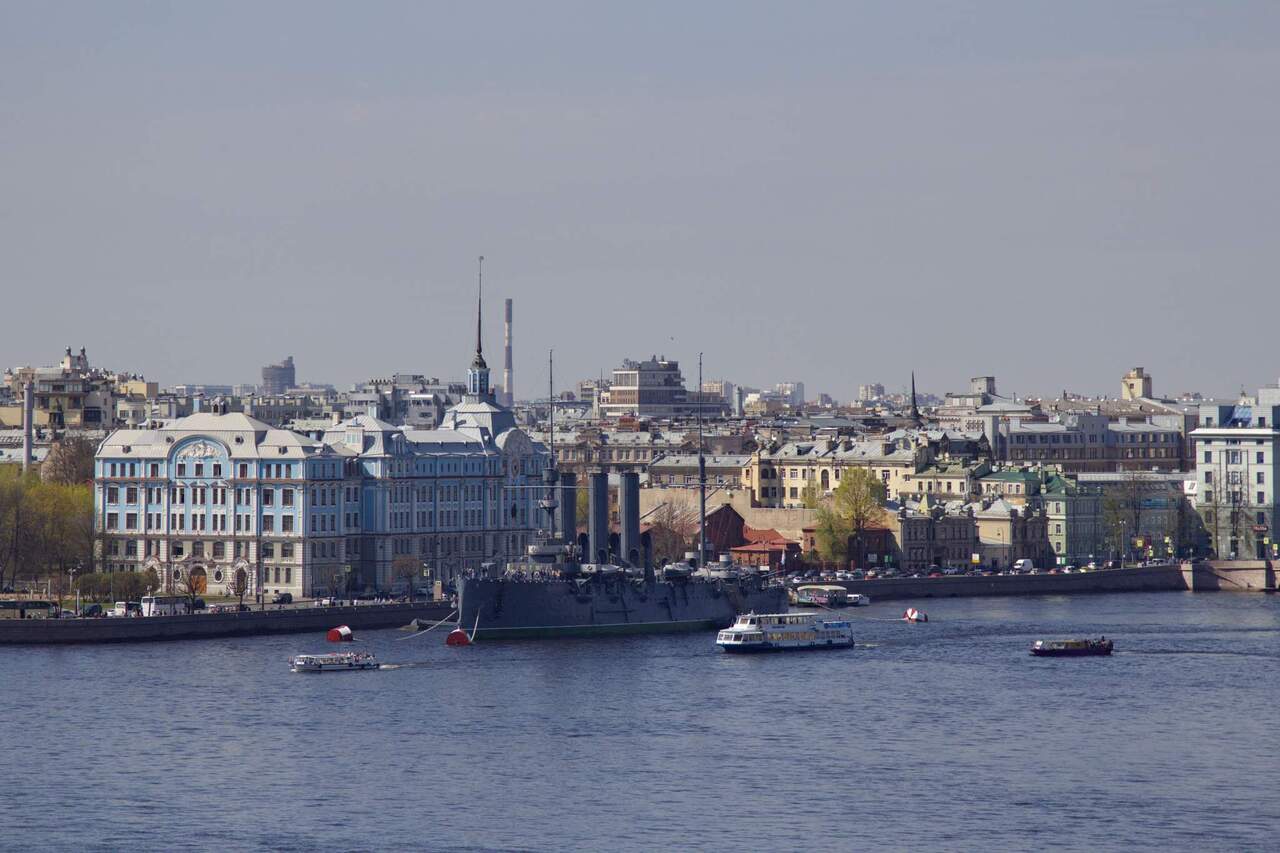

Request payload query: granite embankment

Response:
[0,601,455,645]
[839,562,1277,603]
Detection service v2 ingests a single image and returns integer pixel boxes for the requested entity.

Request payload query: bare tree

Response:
[176,568,205,613]
[391,555,421,600]
[646,503,695,566]
[40,437,97,485]
[228,569,249,609]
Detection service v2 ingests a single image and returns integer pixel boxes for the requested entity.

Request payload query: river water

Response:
[3,591,1278,852]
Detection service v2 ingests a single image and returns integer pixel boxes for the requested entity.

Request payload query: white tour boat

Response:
[716,612,854,653]
[289,651,380,673]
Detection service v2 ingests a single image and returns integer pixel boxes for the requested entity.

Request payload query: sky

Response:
[2,1,1278,401]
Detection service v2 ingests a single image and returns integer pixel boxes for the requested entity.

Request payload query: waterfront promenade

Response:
[838,561,1276,602]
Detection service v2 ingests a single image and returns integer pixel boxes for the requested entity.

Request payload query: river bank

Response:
[838,561,1276,602]
[0,600,454,645]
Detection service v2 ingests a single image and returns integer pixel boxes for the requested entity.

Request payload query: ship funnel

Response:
[559,471,577,547]
[620,472,641,567]
[588,472,609,564]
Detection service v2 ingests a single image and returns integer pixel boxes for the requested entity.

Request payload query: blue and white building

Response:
[94,296,549,597]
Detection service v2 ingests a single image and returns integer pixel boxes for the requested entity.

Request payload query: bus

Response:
[140,595,192,617]
[0,600,58,619]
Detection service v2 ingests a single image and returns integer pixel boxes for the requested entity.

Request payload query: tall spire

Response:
[466,255,491,400]
[475,255,485,360]
[910,371,921,424]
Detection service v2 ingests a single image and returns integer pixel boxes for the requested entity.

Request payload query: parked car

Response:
[79,603,104,617]
[272,592,293,605]
[318,596,339,606]
[942,566,965,576]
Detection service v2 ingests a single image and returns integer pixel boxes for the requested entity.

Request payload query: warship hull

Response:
[457,576,788,640]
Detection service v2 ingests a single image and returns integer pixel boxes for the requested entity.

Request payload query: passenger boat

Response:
[793,584,848,607]
[716,612,854,653]
[289,651,380,672]
[1030,638,1113,657]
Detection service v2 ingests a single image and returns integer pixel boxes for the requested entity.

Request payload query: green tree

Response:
[813,468,886,565]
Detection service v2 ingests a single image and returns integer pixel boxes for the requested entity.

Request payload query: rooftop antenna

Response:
[698,351,706,567]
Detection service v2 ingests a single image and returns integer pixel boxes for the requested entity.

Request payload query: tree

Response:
[228,568,249,608]
[812,468,887,565]
[646,503,695,566]
[392,555,420,599]
[1102,471,1146,562]
[40,437,97,485]
[177,568,205,612]
[575,486,590,532]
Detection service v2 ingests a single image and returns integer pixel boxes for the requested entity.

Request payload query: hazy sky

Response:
[3,2,1278,400]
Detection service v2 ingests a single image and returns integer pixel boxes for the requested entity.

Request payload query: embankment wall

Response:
[0,602,454,645]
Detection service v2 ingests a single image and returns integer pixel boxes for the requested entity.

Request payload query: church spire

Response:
[475,255,484,360]
[910,371,922,425]
[467,255,491,400]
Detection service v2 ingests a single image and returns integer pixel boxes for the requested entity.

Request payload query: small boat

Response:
[846,593,870,607]
[794,584,848,608]
[716,612,854,653]
[289,651,380,673]
[1030,638,1113,657]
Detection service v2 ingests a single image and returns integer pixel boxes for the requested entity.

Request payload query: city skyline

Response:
[4,3,1280,397]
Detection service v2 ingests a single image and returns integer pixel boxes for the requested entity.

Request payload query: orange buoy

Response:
[326,625,354,642]
[445,628,471,646]
[903,608,928,623]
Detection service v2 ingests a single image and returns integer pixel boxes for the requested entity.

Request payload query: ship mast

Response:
[544,348,558,537]
[698,351,706,567]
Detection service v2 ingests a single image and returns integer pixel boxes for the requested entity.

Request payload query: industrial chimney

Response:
[503,298,514,407]
[21,381,34,473]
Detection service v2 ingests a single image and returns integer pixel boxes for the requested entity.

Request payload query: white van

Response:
[1013,559,1035,573]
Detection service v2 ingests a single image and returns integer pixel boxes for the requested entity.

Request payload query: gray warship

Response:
[457,470,787,640]
[457,352,785,640]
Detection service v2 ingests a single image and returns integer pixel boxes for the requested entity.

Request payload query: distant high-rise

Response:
[261,356,296,395]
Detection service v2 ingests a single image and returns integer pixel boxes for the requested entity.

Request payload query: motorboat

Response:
[1031,638,1113,657]
[793,584,848,608]
[289,651,380,673]
[846,593,870,607]
[716,612,854,653]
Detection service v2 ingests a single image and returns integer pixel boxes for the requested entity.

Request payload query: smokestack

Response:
[503,298,513,407]
[559,472,577,546]
[588,472,609,564]
[620,472,640,567]
[22,381,34,473]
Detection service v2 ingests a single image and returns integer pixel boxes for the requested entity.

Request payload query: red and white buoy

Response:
[326,625,354,642]
[903,608,928,623]
[445,627,471,646]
